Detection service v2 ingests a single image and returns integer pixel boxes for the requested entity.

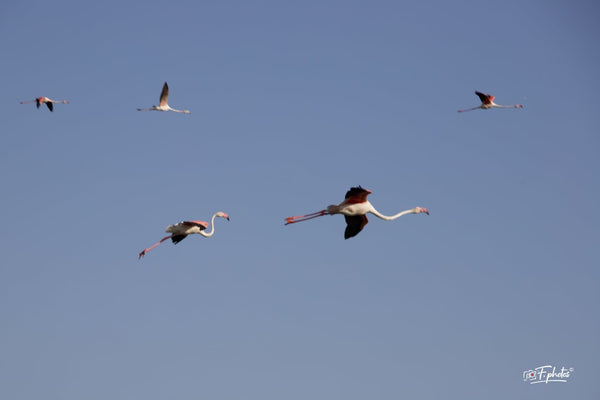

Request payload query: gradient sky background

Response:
[1,1,599,399]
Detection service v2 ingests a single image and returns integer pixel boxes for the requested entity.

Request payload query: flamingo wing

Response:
[46,102,53,112]
[344,186,371,204]
[344,214,368,239]
[159,82,169,106]
[475,91,494,104]
[35,98,41,108]
[171,234,188,244]
[181,220,208,229]
[169,220,207,243]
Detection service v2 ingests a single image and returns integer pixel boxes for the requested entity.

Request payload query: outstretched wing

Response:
[169,220,207,243]
[46,102,53,112]
[159,82,169,106]
[475,91,494,104]
[36,98,41,108]
[181,220,208,230]
[344,214,368,239]
[344,186,371,204]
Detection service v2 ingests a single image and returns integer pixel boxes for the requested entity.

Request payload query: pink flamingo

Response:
[458,91,523,112]
[137,82,190,114]
[138,212,229,259]
[20,97,69,112]
[285,186,429,239]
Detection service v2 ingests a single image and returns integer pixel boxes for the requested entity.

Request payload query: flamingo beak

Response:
[421,207,430,215]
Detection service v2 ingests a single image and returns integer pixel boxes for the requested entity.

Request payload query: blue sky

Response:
[1,1,598,399]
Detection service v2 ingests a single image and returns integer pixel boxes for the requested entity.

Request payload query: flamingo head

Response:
[182,110,191,114]
[216,211,230,221]
[414,207,429,215]
[515,104,523,109]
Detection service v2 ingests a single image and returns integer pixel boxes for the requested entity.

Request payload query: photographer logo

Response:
[523,365,574,384]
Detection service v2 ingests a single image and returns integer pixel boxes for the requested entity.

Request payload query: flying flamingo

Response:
[138,212,229,259]
[137,82,190,114]
[285,186,429,239]
[20,97,69,112]
[458,91,523,113]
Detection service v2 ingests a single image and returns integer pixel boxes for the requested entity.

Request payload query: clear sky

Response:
[1,1,599,399]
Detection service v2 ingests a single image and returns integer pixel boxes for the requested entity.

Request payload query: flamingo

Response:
[137,82,190,114]
[20,97,69,112]
[285,186,429,239]
[458,91,523,112]
[138,212,229,259]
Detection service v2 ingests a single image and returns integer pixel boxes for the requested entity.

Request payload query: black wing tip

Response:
[344,229,359,239]
[171,234,187,244]
[343,215,366,239]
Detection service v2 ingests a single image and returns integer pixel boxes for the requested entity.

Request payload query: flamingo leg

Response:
[457,106,482,113]
[138,235,173,259]
[285,210,329,225]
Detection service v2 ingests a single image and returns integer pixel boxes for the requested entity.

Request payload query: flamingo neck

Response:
[369,207,416,221]
[199,213,218,237]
